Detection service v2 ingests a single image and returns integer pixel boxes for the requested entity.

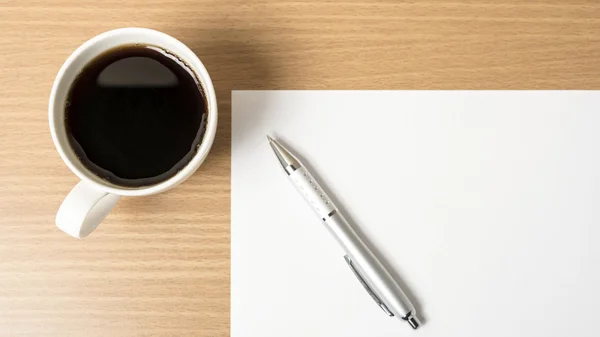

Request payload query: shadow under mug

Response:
[49,28,218,238]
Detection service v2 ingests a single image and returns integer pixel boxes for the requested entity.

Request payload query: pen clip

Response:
[344,255,394,317]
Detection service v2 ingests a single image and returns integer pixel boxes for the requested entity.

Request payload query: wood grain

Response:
[0,0,599,335]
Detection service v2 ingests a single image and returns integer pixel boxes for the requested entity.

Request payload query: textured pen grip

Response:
[289,167,336,219]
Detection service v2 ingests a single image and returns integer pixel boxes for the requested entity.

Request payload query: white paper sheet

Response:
[231,91,600,337]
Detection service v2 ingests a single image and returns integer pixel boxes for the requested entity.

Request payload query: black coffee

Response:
[65,45,207,187]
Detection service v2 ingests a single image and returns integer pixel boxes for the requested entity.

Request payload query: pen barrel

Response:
[326,212,415,318]
[289,167,415,318]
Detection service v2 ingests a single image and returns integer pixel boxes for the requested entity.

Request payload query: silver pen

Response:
[267,136,421,329]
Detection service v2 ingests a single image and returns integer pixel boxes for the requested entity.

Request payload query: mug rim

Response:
[49,27,218,197]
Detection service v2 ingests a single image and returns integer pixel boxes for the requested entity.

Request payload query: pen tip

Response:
[266,135,274,143]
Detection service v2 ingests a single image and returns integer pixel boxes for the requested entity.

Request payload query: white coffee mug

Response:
[49,28,218,238]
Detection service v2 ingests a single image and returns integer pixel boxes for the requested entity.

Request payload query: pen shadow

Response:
[273,136,428,325]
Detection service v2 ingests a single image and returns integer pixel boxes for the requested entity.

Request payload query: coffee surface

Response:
[65,45,207,187]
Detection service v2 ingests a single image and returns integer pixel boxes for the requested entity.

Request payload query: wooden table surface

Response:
[1,0,599,336]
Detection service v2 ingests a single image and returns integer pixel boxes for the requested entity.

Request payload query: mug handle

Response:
[56,181,121,238]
